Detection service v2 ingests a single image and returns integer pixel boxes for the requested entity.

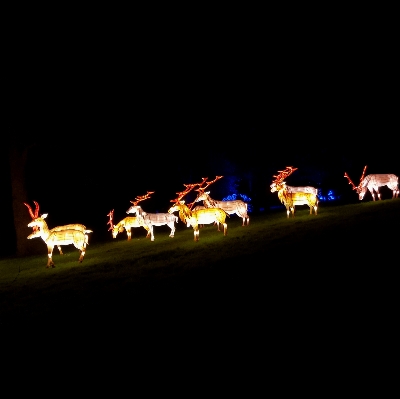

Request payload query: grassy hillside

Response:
[1,199,399,331]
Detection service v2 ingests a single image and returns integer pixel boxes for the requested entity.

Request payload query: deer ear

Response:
[42,213,48,218]
[206,191,210,194]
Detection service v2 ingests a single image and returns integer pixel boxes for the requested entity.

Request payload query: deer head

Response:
[270,166,298,192]
[191,176,223,207]
[344,165,367,199]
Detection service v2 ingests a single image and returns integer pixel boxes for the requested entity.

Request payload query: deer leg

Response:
[145,226,151,239]
[57,245,64,255]
[78,248,85,262]
[194,228,199,241]
[127,228,132,240]
[47,246,55,268]
[223,223,227,236]
[76,242,86,262]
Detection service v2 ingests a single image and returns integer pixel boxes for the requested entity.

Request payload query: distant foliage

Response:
[318,189,339,202]
[222,193,253,212]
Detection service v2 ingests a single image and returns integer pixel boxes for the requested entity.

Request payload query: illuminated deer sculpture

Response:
[168,181,228,241]
[270,167,318,218]
[344,165,399,201]
[126,191,178,241]
[107,209,150,240]
[193,176,250,226]
[24,201,92,255]
[24,201,91,268]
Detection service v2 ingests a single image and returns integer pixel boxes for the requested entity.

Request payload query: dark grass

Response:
[1,199,399,333]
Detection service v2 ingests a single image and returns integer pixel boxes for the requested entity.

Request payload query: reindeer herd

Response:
[24,167,399,268]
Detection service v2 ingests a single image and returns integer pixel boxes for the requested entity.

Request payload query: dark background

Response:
[2,11,399,255]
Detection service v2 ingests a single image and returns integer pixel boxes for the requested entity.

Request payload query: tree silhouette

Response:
[5,124,41,257]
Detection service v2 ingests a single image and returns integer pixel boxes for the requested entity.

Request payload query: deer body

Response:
[286,186,318,196]
[192,205,206,227]
[359,174,399,200]
[50,224,92,254]
[270,167,318,218]
[344,166,399,201]
[111,216,150,240]
[168,201,228,241]
[195,191,249,226]
[27,215,88,268]
[275,185,318,217]
[126,205,177,241]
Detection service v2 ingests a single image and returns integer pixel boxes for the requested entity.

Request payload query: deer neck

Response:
[37,220,51,241]
[203,195,216,207]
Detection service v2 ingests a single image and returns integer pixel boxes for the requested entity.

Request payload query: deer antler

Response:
[107,209,114,231]
[195,176,223,193]
[344,172,358,191]
[130,191,155,206]
[24,201,40,231]
[190,176,224,209]
[360,165,367,184]
[272,166,298,184]
[171,183,199,204]
[24,200,40,219]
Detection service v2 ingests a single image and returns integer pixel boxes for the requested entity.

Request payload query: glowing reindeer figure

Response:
[24,201,92,257]
[24,201,90,268]
[107,209,150,240]
[270,166,318,218]
[126,191,178,241]
[193,176,250,226]
[344,165,399,201]
[168,182,228,241]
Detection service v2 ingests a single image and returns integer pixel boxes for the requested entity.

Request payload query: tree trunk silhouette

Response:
[8,145,41,257]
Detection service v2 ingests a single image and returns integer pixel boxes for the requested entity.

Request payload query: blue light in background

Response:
[222,193,253,212]
[318,189,338,201]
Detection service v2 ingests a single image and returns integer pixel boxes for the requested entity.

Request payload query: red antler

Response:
[360,165,367,184]
[195,176,223,193]
[344,172,358,191]
[130,191,155,206]
[24,200,40,219]
[344,166,367,193]
[272,166,298,185]
[190,176,224,209]
[171,183,198,204]
[107,209,114,231]
[24,201,40,231]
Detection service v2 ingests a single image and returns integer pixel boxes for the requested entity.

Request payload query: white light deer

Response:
[24,201,90,268]
[270,166,318,218]
[168,182,228,241]
[107,209,150,240]
[193,176,250,226]
[285,185,318,196]
[344,165,399,201]
[24,201,92,257]
[126,191,178,241]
